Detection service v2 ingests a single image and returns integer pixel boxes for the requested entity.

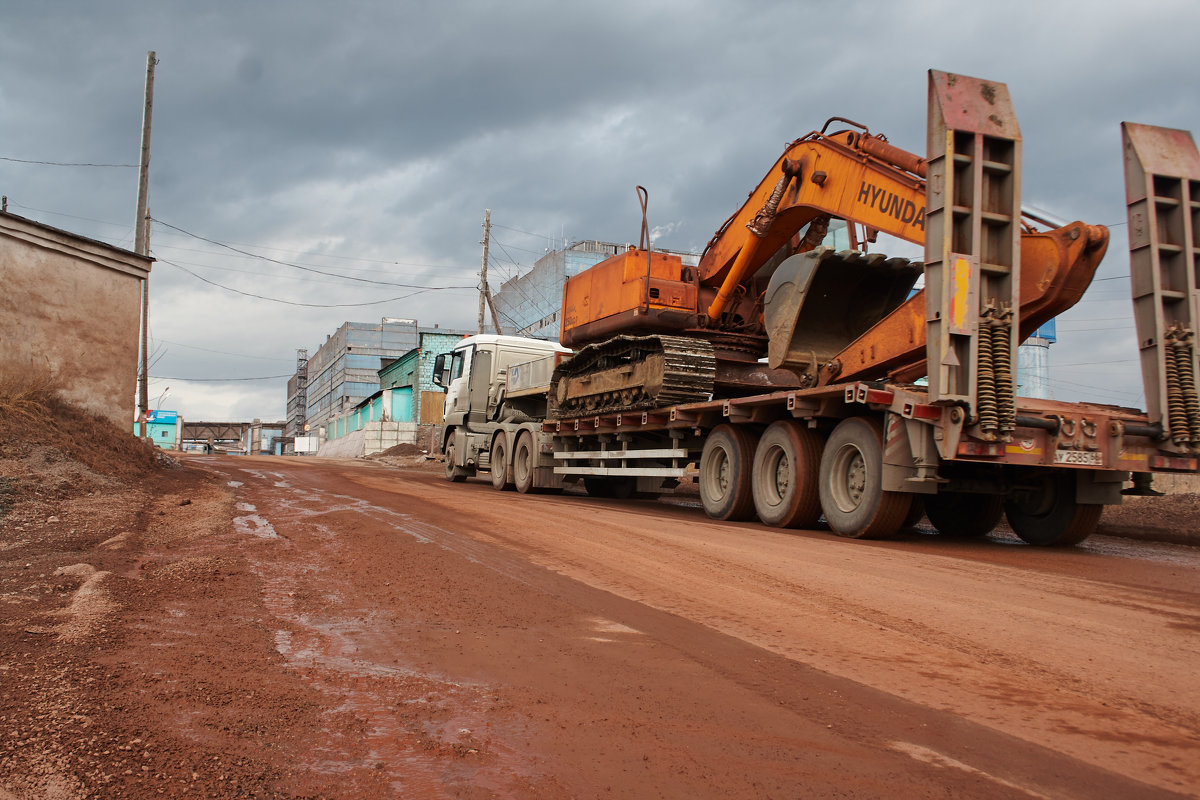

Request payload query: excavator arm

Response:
[698,122,929,321]
[702,120,1109,385]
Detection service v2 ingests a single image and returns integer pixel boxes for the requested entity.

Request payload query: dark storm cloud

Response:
[1,0,1197,418]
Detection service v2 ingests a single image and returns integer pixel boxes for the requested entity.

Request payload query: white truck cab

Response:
[434,335,569,484]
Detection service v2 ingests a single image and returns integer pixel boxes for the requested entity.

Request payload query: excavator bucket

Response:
[763,247,921,380]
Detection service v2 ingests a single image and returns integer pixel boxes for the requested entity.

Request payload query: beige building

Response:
[0,211,153,428]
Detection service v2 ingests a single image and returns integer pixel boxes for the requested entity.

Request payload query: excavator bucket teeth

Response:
[763,247,922,378]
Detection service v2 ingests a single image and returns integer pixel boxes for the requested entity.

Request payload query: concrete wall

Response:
[315,420,422,458]
[0,212,151,428]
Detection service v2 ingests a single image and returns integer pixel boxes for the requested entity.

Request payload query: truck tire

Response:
[818,416,912,539]
[444,431,470,483]
[490,432,512,491]
[513,430,537,494]
[752,420,823,528]
[699,424,757,521]
[1004,471,1101,546]
[925,491,1002,537]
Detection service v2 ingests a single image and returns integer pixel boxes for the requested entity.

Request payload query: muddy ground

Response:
[1,405,1198,798]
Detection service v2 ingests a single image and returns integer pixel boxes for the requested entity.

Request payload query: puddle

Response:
[233,514,278,539]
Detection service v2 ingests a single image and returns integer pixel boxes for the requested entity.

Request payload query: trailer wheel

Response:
[513,431,537,494]
[818,417,911,539]
[444,430,469,483]
[490,432,512,491]
[925,492,1002,537]
[752,420,823,528]
[1005,472,1101,546]
[699,424,757,521]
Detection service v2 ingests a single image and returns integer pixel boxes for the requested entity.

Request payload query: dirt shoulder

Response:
[1,402,1197,798]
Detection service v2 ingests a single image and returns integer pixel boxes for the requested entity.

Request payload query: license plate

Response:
[1054,449,1103,466]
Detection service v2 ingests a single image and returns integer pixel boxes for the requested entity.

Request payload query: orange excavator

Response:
[550,118,1108,417]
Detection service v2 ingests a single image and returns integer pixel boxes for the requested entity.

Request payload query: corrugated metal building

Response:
[291,321,470,436]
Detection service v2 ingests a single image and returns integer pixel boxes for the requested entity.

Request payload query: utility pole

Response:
[477,208,491,334]
[135,50,156,437]
[485,282,504,335]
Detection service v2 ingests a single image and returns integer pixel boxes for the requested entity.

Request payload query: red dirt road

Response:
[4,453,1199,798]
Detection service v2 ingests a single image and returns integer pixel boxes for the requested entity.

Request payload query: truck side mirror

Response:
[432,353,448,388]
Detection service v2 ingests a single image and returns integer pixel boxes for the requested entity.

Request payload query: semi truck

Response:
[434,70,1200,547]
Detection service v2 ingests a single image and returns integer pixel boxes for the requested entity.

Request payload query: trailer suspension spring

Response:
[1163,326,1195,446]
[976,307,999,436]
[992,306,1017,436]
[1167,327,1200,443]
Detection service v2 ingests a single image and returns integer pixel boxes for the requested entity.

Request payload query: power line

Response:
[155,339,295,362]
[152,253,433,288]
[150,225,464,269]
[155,256,470,307]
[148,374,292,382]
[1052,358,1138,367]
[6,201,466,272]
[1,155,137,168]
[3,200,134,230]
[152,218,474,289]
[490,235,550,256]
[492,222,559,241]
[150,238,460,278]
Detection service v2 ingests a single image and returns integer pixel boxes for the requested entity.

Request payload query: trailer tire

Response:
[513,430,537,494]
[818,417,912,539]
[925,492,1002,537]
[490,432,512,491]
[752,420,823,528]
[699,424,757,521]
[1004,471,1101,546]
[444,431,469,483]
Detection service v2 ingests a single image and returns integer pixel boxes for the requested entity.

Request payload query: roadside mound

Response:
[368,441,442,470]
[1098,493,1200,545]
[0,367,168,527]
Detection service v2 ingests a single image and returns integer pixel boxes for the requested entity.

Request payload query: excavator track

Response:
[549,335,716,418]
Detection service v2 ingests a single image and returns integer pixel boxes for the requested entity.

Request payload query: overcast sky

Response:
[2,1,1198,421]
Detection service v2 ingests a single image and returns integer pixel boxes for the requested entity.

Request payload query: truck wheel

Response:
[818,417,912,539]
[1004,472,1101,546]
[444,432,469,483]
[513,430,537,494]
[925,492,1002,537]
[752,420,823,528]
[699,424,757,521]
[490,432,512,491]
